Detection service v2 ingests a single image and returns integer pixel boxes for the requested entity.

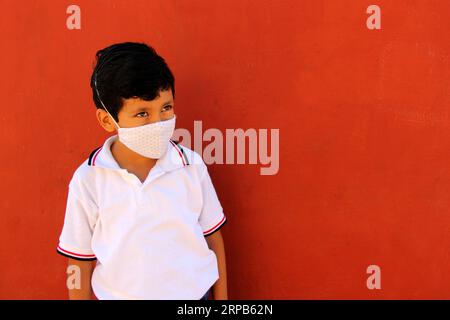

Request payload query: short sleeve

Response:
[56,173,98,261]
[198,163,227,237]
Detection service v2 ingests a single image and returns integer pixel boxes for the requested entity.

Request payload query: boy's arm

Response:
[67,258,95,300]
[205,230,228,300]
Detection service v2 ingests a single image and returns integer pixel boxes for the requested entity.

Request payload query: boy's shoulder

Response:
[67,144,104,187]
[69,157,94,187]
[169,140,205,168]
[168,140,210,179]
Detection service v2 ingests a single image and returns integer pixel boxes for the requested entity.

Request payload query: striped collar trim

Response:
[169,139,190,166]
[87,135,190,172]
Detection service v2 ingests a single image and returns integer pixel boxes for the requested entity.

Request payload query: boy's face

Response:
[97,88,175,132]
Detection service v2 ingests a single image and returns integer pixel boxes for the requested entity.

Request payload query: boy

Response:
[56,42,228,300]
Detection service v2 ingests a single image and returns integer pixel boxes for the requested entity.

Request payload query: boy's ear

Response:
[96,109,117,133]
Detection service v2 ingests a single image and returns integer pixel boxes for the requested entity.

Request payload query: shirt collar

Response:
[88,134,189,173]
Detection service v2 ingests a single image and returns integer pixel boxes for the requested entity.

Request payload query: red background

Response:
[0,0,449,299]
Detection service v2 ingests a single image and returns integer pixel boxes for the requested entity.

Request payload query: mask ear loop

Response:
[94,72,121,129]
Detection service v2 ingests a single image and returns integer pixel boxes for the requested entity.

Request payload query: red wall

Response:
[1,0,449,299]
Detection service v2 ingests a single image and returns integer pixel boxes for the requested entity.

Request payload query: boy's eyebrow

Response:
[133,100,174,112]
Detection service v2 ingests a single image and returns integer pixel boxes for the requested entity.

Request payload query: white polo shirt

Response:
[56,134,227,299]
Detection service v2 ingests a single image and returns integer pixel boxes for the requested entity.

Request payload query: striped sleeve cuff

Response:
[203,214,227,237]
[56,244,97,261]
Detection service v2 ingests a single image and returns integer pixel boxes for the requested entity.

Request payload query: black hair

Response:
[90,42,175,123]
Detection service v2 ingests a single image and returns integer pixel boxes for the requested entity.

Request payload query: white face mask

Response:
[112,114,176,159]
[94,77,176,159]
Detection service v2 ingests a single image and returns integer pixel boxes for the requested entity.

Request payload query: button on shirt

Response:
[56,135,227,299]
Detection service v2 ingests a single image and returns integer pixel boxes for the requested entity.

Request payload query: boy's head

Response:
[90,42,175,132]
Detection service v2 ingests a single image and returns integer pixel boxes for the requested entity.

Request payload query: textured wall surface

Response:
[0,0,449,299]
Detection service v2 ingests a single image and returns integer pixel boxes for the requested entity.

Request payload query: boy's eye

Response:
[135,106,172,117]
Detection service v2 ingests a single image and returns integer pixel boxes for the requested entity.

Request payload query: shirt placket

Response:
[121,167,166,207]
